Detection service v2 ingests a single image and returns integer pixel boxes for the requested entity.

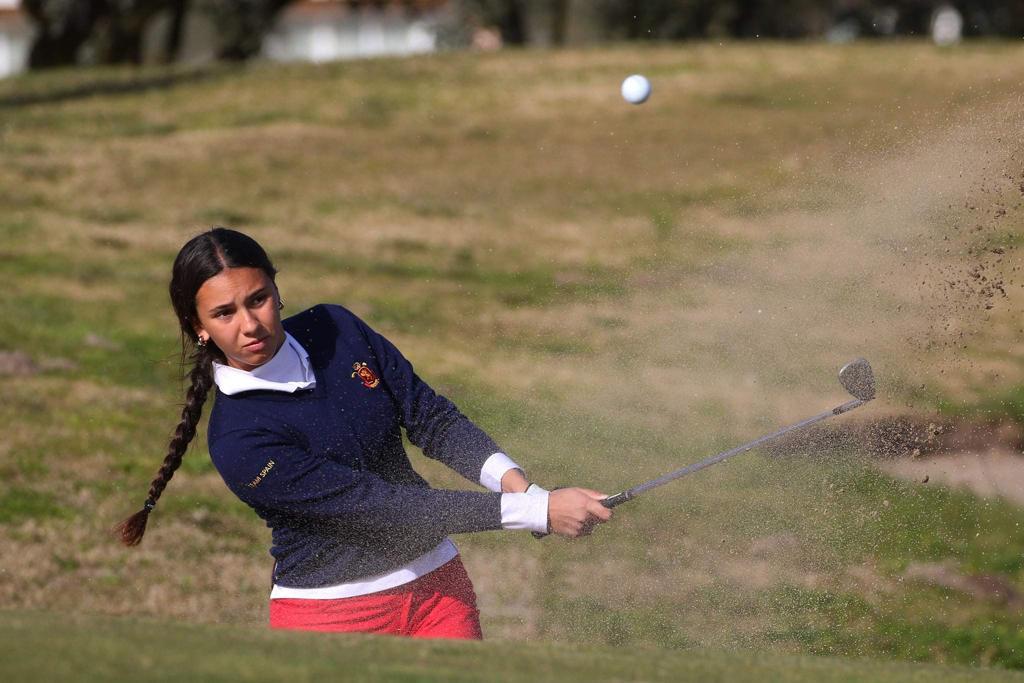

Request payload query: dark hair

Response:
[115,227,278,546]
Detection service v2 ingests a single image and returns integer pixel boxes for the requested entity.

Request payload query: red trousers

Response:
[269,556,483,640]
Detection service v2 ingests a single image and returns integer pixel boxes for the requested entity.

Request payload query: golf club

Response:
[599,358,876,509]
[535,358,875,538]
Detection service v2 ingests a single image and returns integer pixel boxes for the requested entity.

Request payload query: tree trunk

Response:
[550,0,569,45]
[500,0,527,44]
[216,0,297,61]
[24,0,105,69]
[163,0,190,64]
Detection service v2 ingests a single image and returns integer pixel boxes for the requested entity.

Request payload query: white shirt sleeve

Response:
[480,452,523,492]
[482,453,549,533]
[500,489,549,533]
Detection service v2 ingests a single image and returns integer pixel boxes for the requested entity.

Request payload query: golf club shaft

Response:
[600,397,866,509]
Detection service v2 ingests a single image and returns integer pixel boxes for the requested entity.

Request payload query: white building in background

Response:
[0,0,450,79]
[0,0,32,79]
[931,5,964,46]
[264,1,445,63]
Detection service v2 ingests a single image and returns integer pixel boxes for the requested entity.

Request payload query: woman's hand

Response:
[547,488,612,538]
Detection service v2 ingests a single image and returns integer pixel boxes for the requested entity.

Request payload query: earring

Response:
[197,336,207,347]
[278,299,285,310]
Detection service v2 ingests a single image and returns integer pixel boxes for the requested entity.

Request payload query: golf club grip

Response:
[531,490,631,539]
[601,491,632,508]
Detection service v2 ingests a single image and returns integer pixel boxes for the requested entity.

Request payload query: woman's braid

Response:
[114,347,214,546]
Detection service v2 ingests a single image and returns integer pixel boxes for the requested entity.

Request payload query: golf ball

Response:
[621,74,651,105]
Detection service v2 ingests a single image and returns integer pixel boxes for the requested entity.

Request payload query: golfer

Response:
[116,227,612,639]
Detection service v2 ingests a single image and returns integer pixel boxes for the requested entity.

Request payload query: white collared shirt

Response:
[213,332,316,396]
[211,331,548,599]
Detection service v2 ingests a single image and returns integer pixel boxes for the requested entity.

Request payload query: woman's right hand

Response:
[547,488,613,538]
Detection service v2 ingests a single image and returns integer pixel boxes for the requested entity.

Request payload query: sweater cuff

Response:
[480,452,522,492]
[500,491,549,533]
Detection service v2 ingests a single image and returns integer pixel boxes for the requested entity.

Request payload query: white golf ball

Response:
[621,74,651,105]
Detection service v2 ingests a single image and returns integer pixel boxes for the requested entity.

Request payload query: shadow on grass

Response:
[0,64,236,109]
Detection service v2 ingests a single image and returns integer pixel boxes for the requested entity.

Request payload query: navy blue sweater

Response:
[207,304,504,588]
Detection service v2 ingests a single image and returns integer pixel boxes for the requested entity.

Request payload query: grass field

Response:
[1,41,1023,677]
[3,610,1023,683]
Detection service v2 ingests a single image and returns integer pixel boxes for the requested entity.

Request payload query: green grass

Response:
[0,487,68,524]
[2,610,1021,683]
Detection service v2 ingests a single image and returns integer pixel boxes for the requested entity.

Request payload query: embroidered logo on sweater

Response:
[246,459,275,488]
[351,362,380,389]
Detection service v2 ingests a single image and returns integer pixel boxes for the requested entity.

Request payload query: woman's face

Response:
[192,267,286,371]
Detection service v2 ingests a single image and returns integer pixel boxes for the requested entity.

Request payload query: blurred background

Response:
[1,1,1023,680]
[2,0,1024,78]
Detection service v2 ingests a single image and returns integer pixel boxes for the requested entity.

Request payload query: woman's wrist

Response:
[500,467,530,493]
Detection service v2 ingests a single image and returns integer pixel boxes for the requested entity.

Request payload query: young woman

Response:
[116,227,612,639]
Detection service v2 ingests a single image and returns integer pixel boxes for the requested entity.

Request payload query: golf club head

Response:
[839,358,875,401]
